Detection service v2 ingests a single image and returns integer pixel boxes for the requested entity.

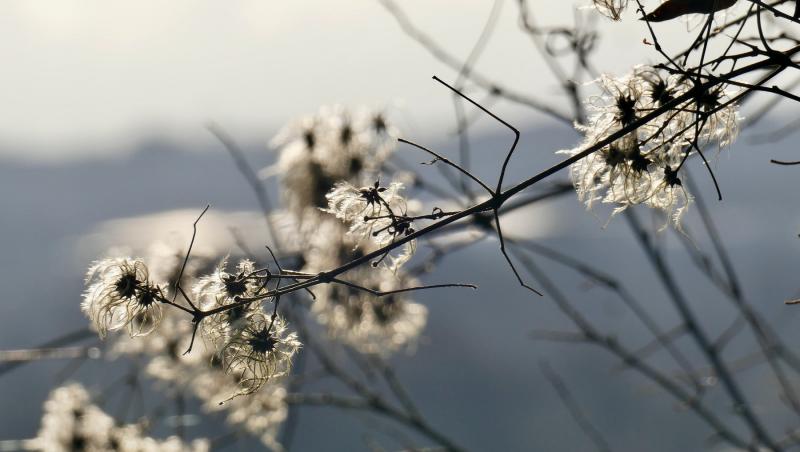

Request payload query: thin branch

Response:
[540,361,614,452]
[398,138,494,195]
[170,204,210,308]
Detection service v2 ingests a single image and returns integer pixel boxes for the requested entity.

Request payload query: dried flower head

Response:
[83,258,165,338]
[303,226,428,356]
[267,106,398,219]
[561,66,738,227]
[108,424,209,452]
[112,307,288,449]
[324,180,417,270]
[36,383,208,452]
[193,258,265,345]
[313,268,428,356]
[191,358,289,450]
[221,314,301,395]
[36,383,115,452]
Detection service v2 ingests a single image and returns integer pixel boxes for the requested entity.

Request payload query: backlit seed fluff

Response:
[265,105,398,219]
[36,383,209,452]
[312,267,428,356]
[111,302,289,449]
[221,314,301,395]
[36,383,115,452]
[560,66,738,227]
[83,258,165,338]
[193,258,264,346]
[324,181,417,270]
[190,363,289,450]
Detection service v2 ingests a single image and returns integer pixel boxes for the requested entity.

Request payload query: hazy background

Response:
[0,0,677,160]
[2,1,800,451]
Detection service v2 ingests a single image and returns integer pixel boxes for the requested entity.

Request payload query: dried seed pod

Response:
[642,0,738,22]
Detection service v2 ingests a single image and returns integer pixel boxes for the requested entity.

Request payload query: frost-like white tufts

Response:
[560,66,739,227]
[83,258,165,338]
[324,181,417,270]
[193,258,264,346]
[268,106,398,219]
[35,383,209,452]
[221,314,301,396]
[312,267,428,356]
[302,223,427,356]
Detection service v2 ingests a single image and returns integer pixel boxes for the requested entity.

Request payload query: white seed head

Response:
[221,314,301,395]
[562,67,739,227]
[83,257,164,338]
